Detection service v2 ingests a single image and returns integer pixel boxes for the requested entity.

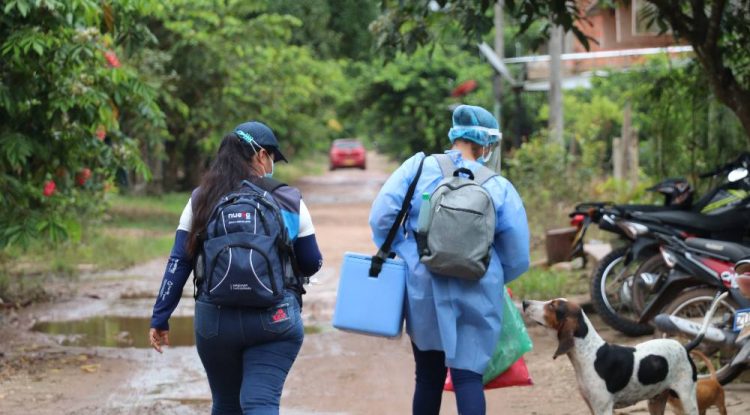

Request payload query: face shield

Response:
[470,126,502,172]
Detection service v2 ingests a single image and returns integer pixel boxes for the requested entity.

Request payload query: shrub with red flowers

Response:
[75,168,92,186]
[103,51,121,68]
[42,180,56,197]
[0,0,165,247]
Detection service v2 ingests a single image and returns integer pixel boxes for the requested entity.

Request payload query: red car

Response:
[329,139,366,170]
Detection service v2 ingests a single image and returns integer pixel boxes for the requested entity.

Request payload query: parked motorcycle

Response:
[570,153,750,336]
[652,251,750,384]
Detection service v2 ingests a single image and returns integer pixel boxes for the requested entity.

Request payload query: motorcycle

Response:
[573,154,750,336]
[652,252,750,384]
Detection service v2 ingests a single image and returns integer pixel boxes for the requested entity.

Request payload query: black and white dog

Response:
[523,298,698,415]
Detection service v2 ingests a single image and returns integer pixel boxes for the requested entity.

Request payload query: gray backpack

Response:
[416,154,497,280]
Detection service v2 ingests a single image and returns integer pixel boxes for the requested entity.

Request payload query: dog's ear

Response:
[553,302,585,359]
[554,318,576,359]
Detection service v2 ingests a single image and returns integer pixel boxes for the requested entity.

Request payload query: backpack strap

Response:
[473,165,498,185]
[435,154,456,178]
[435,153,498,184]
[254,176,287,193]
[369,154,427,277]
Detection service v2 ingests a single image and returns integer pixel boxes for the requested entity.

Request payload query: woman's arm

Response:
[293,200,322,277]
[369,153,424,247]
[492,179,530,284]
[150,199,195,330]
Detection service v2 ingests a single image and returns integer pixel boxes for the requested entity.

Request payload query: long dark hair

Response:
[187,132,258,256]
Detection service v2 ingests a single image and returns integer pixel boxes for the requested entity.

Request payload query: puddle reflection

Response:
[33,316,195,348]
[33,315,325,348]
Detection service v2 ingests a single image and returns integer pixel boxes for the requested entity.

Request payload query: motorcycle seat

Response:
[685,237,750,262]
[632,209,749,235]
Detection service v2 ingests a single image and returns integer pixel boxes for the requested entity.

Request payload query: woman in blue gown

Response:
[369,105,530,415]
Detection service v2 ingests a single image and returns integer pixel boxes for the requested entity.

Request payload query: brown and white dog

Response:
[668,350,727,415]
[523,298,698,415]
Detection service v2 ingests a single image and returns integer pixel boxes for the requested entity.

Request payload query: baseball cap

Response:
[234,121,288,163]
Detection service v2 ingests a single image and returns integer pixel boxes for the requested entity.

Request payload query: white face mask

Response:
[263,154,275,178]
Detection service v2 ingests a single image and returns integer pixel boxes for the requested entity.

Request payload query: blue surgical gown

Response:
[369,150,530,374]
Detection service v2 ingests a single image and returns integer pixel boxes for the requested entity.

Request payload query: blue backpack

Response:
[195,180,292,307]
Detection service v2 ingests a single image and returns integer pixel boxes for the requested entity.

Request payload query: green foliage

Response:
[0,0,165,248]
[354,45,493,158]
[581,58,747,184]
[371,0,592,60]
[265,0,378,60]
[373,1,750,141]
[147,0,353,189]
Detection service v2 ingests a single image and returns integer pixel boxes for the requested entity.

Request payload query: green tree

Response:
[373,0,750,142]
[265,0,378,60]
[143,0,352,190]
[355,45,493,158]
[0,0,165,247]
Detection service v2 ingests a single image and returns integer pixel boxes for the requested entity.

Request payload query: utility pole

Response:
[549,24,564,146]
[493,1,504,125]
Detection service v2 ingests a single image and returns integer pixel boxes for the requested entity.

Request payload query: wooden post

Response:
[628,129,639,187]
[613,137,624,180]
[549,25,564,146]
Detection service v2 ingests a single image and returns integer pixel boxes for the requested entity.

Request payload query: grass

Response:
[273,152,328,184]
[1,192,189,306]
[0,154,331,306]
[508,266,590,300]
[105,192,190,231]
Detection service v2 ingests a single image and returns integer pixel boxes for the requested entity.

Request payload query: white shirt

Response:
[177,198,315,237]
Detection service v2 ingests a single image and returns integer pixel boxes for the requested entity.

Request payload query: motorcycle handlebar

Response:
[698,152,750,178]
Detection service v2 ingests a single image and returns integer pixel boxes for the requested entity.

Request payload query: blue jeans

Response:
[411,342,485,415]
[194,292,304,415]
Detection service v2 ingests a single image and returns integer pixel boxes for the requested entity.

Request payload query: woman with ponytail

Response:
[149,121,322,414]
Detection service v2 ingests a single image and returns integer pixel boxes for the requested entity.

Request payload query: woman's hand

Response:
[149,328,170,353]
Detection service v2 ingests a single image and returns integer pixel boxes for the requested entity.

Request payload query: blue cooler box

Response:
[333,252,407,338]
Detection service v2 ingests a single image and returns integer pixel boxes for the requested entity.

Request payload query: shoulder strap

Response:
[435,154,455,178]
[436,153,497,184]
[473,165,498,185]
[254,176,287,193]
[369,155,427,277]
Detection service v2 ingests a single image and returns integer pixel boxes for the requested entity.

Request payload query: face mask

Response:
[262,153,275,178]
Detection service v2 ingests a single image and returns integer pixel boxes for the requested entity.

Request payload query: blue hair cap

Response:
[448,105,501,146]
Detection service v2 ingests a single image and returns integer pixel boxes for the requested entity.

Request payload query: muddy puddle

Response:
[33,315,326,348]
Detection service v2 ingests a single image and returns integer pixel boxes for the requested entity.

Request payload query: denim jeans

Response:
[411,342,486,415]
[194,292,304,415]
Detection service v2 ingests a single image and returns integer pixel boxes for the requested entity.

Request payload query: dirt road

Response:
[1,153,748,414]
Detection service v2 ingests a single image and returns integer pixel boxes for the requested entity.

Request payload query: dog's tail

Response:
[690,350,717,381]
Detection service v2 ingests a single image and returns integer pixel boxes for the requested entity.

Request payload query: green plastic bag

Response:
[482,288,533,384]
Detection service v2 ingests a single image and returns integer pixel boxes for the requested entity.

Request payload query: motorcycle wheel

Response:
[590,246,655,336]
[631,254,670,314]
[661,287,747,385]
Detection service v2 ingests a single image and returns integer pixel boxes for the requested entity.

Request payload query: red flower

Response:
[451,79,478,98]
[43,180,56,197]
[76,168,92,186]
[104,51,121,68]
[96,126,106,141]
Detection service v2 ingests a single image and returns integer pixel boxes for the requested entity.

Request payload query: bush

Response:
[0,0,164,248]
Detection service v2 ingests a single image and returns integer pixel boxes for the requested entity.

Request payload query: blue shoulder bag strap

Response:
[369,154,427,277]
